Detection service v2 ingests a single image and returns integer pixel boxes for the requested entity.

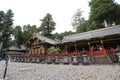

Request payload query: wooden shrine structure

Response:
[25,34,59,59]
[10,25,120,64]
[62,25,120,58]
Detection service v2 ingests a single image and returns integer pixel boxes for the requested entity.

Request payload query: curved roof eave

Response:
[62,25,120,43]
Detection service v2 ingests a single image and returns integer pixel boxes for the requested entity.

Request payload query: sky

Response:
[0,0,120,33]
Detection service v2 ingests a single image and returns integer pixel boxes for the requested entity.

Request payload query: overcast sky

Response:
[0,0,120,33]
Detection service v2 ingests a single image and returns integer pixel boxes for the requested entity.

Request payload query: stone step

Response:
[93,56,112,64]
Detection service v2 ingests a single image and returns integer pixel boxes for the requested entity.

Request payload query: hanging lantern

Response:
[38,48,41,55]
[65,45,68,54]
[101,40,103,44]
[88,42,90,46]
[75,44,77,53]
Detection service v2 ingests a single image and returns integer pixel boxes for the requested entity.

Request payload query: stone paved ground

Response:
[1,61,120,80]
[0,60,5,79]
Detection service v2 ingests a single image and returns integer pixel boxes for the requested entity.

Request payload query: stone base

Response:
[82,55,90,65]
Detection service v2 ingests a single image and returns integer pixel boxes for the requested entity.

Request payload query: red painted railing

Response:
[50,54,55,58]
[106,49,117,55]
[27,49,118,59]
[93,49,107,56]
[76,52,82,57]
[58,53,64,58]
[67,53,73,57]
[86,49,108,56]
[44,55,48,58]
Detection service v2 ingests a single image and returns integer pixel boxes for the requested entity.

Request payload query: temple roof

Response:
[35,34,58,45]
[62,25,120,43]
[8,45,26,51]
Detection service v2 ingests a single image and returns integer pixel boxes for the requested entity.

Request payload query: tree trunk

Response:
[0,42,3,51]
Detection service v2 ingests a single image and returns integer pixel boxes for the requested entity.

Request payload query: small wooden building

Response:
[7,46,27,62]
[25,34,59,56]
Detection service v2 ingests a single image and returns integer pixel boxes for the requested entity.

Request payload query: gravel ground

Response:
[0,61,120,80]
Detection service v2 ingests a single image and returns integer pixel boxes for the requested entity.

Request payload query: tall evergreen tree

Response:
[23,24,38,44]
[13,25,24,47]
[89,0,120,26]
[39,13,56,38]
[12,24,39,47]
[71,8,85,31]
[53,31,75,40]
[76,21,89,33]
[0,9,14,48]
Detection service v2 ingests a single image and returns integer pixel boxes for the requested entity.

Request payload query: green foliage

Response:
[0,9,14,48]
[75,0,120,33]
[12,24,39,47]
[72,8,85,30]
[39,13,56,38]
[0,50,4,58]
[23,24,38,44]
[13,25,24,47]
[89,0,120,26]
[7,40,14,47]
[53,31,75,40]
[47,46,61,55]
[89,21,104,30]
[71,8,91,33]
[76,21,89,33]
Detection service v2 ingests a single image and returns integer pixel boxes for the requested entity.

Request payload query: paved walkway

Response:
[0,60,5,79]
